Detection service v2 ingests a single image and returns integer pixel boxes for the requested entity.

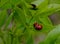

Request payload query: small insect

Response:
[30,4,37,10]
[33,22,42,30]
[17,4,21,8]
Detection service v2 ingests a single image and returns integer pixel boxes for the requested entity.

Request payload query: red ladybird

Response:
[33,22,42,30]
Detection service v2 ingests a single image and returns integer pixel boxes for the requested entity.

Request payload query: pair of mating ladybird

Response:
[33,22,42,30]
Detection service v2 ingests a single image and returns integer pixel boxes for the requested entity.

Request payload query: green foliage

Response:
[39,25,60,44]
[0,10,7,28]
[50,0,60,4]
[0,0,60,44]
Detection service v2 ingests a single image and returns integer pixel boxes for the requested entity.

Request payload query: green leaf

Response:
[54,36,60,44]
[0,10,7,28]
[10,0,22,5]
[4,11,14,30]
[25,0,35,3]
[0,0,8,7]
[31,0,48,10]
[1,3,12,10]
[25,30,34,44]
[0,38,4,44]
[12,37,20,44]
[6,34,11,44]
[38,17,54,32]
[36,4,60,17]
[15,7,28,28]
[44,25,60,44]
[19,0,33,24]
[50,0,60,4]
[26,35,34,44]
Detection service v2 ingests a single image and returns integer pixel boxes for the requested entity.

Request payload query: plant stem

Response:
[1,37,6,44]
[10,33,14,44]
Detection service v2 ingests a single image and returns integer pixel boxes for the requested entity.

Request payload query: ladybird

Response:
[33,23,42,30]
